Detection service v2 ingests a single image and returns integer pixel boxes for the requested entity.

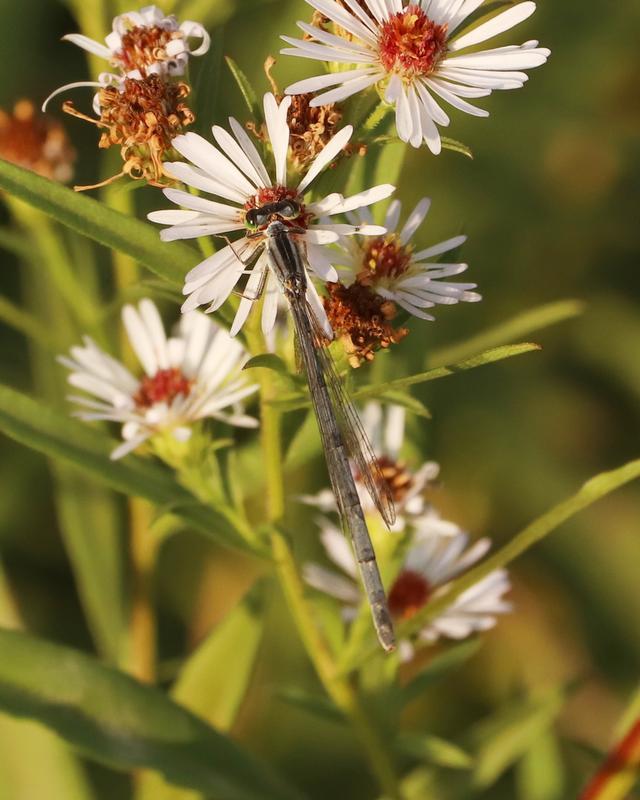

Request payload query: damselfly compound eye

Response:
[276,200,301,219]
[245,207,269,229]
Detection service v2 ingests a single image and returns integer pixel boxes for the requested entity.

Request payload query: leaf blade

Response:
[0,628,303,800]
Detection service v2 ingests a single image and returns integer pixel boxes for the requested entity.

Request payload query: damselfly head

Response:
[244,198,303,230]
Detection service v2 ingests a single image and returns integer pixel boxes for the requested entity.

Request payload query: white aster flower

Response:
[282,0,549,153]
[62,5,209,78]
[336,197,480,320]
[304,512,512,660]
[59,299,258,460]
[148,92,395,336]
[300,402,439,530]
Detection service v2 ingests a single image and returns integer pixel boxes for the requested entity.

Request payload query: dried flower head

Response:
[62,74,194,189]
[323,280,408,367]
[0,99,75,183]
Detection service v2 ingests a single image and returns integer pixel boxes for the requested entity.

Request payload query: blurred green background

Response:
[0,1,639,798]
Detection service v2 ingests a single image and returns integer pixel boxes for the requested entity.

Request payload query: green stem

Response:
[253,341,402,800]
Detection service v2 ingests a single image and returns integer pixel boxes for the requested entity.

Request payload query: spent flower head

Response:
[0,99,75,183]
[59,299,258,460]
[148,92,396,337]
[62,5,210,78]
[282,0,549,152]
[56,74,194,190]
[304,511,512,661]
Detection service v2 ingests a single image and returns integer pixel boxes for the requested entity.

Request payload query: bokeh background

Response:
[0,1,639,798]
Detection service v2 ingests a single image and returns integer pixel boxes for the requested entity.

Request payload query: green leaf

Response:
[193,28,224,138]
[271,343,541,411]
[0,384,263,558]
[429,300,585,367]
[396,732,473,770]
[225,56,262,121]
[516,731,566,800]
[0,715,95,800]
[0,294,57,350]
[469,688,566,789]
[243,353,291,376]
[0,159,196,287]
[52,465,126,663]
[376,390,431,419]
[0,628,303,800]
[135,583,266,800]
[276,687,344,725]
[441,137,473,159]
[0,225,33,259]
[172,582,265,730]
[403,458,640,641]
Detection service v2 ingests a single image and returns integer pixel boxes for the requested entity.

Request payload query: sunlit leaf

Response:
[469,688,566,789]
[397,732,473,770]
[225,56,261,121]
[0,384,263,557]
[135,583,266,800]
[243,353,291,376]
[429,300,585,367]
[0,629,303,800]
[516,730,566,800]
[403,458,640,642]
[271,343,540,411]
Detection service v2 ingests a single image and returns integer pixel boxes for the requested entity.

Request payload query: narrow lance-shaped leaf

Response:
[0,629,304,800]
[271,343,540,411]
[402,458,640,640]
[429,299,585,367]
[0,159,194,286]
[0,384,263,557]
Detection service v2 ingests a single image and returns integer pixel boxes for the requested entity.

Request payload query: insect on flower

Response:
[148,92,395,337]
[59,299,258,460]
[282,0,549,153]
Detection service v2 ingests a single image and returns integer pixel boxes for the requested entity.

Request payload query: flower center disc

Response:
[134,367,192,408]
[376,455,414,504]
[388,569,431,620]
[378,6,448,77]
[359,234,413,281]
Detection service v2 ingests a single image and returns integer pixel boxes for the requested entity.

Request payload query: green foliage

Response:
[0,385,261,556]
[0,628,302,800]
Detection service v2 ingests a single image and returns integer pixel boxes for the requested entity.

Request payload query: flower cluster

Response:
[45,5,209,189]
[303,404,512,660]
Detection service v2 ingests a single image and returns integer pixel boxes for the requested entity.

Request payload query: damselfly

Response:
[245,199,397,651]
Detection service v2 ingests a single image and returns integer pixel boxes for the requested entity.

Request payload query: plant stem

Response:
[256,357,403,800]
[127,499,157,683]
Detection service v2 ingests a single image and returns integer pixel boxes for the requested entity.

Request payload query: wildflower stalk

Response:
[127,499,157,683]
[252,332,403,799]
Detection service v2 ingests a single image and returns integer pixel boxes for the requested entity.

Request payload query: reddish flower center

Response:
[243,185,312,230]
[134,368,192,408]
[117,25,180,75]
[379,6,448,77]
[359,234,413,281]
[388,569,431,620]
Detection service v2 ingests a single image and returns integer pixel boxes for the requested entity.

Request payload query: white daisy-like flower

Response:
[63,5,210,78]
[304,512,512,660]
[335,197,480,320]
[281,0,549,153]
[59,299,258,460]
[147,92,396,336]
[300,402,439,530]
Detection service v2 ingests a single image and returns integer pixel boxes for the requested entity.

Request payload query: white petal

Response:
[450,2,536,51]
[263,93,291,187]
[285,67,378,96]
[400,198,431,245]
[297,125,353,194]
[414,235,467,260]
[320,522,359,579]
[62,34,112,59]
